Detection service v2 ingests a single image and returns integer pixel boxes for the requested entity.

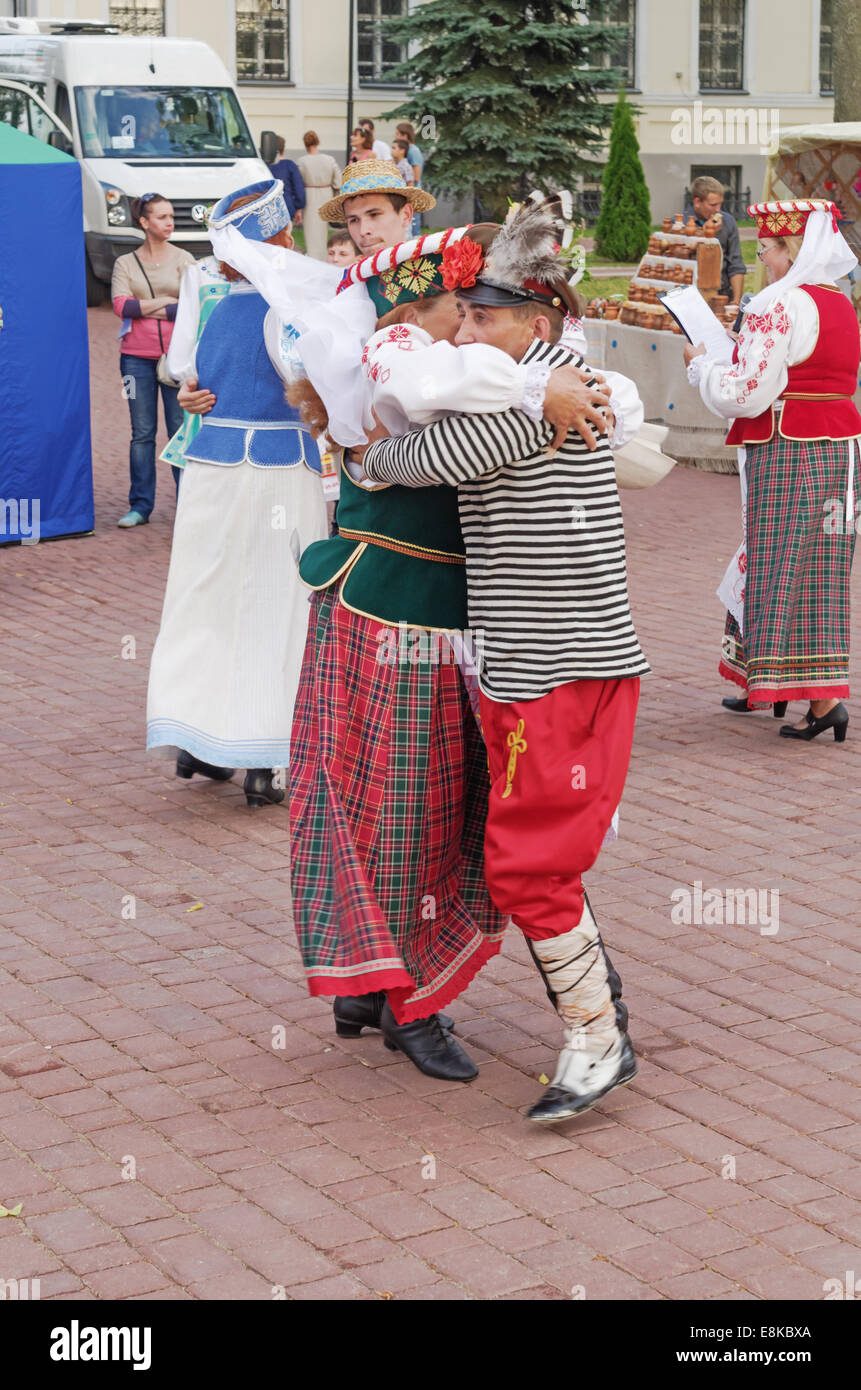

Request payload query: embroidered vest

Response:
[299,459,469,631]
[184,289,319,470]
[726,285,861,446]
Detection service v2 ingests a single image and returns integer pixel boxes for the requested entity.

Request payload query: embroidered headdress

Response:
[750,199,843,238]
[208,178,290,242]
[745,198,857,315]
[338,225,500,316]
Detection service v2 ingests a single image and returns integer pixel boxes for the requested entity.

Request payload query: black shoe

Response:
[722,697,787,718]
[176,750,235,782]
[779,703,848,743]
[334,993,453,1037]
[244,768,286,807]
[528,1033,638,1124]
[380,1001,477,1081]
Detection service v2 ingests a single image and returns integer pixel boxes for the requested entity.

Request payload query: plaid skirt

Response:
[719,434,858,703]
[289,587,507,1023]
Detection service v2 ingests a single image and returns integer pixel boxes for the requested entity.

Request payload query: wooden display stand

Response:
[618,219,728,332]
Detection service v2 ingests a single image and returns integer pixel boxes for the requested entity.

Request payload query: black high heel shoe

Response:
[380,1001,477,1081]
[334,993,453,1037]
[244,768,286,807]
[176,750,235,781]
[722,697,787,718]
[779,703,848,742]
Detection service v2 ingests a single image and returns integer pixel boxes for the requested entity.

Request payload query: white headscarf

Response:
[747,207,857,314]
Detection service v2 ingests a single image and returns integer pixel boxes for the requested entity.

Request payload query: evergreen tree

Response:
[594,89,651,262]
[381,2,624,220]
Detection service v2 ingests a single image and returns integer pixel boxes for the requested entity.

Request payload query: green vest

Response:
[299,459,468,630]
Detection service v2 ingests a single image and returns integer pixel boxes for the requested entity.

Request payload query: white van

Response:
[0,19,278,304]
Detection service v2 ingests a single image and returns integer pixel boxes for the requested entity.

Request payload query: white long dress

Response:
[146,281,328,769]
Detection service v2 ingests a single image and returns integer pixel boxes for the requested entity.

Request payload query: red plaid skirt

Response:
[289,588,507,1023]
[719,434,858,703]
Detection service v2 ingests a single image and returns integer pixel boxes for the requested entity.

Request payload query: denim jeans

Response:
[120,353,184,518]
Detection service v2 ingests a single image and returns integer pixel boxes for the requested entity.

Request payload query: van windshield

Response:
[73,85,257,159]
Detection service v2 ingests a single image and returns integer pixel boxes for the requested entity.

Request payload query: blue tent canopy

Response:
[0,122,94,544]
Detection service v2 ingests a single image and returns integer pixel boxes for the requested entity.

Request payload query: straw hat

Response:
[319,159,436,224]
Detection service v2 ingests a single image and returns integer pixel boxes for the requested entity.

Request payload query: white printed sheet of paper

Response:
[659,285,735,364]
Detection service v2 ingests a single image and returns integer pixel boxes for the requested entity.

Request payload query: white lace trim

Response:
[686,355,705,387]
[521,360,553,422]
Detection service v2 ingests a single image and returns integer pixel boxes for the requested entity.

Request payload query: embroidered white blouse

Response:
[688,286,828,419]
[362,322,644,449]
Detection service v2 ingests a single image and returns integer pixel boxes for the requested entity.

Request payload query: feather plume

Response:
[482,195,567,290]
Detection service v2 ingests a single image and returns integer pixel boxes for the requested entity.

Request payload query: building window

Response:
[820,0,834,94]
[358,0,408,86]
[108,1,164,35]
[689,163,744,213]
[699,0,745,91]
[601,0,637,88]
[237,0,290,82]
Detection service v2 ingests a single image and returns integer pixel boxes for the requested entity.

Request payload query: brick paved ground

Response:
[1,304,861,1302]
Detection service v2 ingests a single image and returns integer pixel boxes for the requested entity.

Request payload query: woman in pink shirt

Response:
[111,194,195,527]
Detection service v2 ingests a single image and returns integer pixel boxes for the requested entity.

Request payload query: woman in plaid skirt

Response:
[686,199,861,742]
[286,219,608,1082]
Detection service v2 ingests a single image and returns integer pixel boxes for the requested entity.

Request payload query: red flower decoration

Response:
[442,237,485,291]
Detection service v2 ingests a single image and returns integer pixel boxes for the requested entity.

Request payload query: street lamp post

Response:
[346,0,355,165]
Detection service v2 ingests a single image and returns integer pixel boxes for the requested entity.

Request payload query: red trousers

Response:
[478,678,640,941]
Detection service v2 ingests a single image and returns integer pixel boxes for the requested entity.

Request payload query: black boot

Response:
[176,750,234,782]
[244,768,286,807]
[334,992,453,1037]
[380,1001,477,1081]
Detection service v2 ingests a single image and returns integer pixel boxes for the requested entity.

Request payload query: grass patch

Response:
[580,274,632,300]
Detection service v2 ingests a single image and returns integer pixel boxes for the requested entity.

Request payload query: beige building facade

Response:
[1,0,839,215]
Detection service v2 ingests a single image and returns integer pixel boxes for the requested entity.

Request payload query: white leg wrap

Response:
[531,899,620,1050]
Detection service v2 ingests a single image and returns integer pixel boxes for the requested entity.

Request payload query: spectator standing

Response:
[359,117,391,161]
[111,193,194,527]
[298,131,342,262]
[683,175,746,303]
[349,127,375,164]
[268,135,306,225]
[391,137,415,187]
[397,121,424,235]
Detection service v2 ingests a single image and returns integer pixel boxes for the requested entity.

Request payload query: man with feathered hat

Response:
[360,195,648,1122]
[205,167,621,1084]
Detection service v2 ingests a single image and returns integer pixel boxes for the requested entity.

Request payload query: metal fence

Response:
[574,185,752,226]
[683,186,752,219]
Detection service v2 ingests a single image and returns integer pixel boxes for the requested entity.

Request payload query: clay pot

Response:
[662,217,672,232]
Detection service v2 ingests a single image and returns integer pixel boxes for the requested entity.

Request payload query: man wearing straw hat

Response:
[317,157,436,262]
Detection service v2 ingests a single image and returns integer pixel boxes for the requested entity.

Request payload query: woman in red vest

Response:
[685,199,861,742]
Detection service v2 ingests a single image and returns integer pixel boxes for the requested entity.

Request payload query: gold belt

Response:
[780,392,853,400]
[338,527,465,565]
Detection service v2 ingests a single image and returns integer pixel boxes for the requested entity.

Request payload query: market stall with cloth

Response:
[0,122,94,545]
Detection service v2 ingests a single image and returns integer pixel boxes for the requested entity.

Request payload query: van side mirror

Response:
[260,129,279,166]
[48,129,73,154]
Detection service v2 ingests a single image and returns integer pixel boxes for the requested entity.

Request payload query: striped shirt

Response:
[363,338,649,702]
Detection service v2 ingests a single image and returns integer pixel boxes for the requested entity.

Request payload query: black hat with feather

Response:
[455,190,582,317]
